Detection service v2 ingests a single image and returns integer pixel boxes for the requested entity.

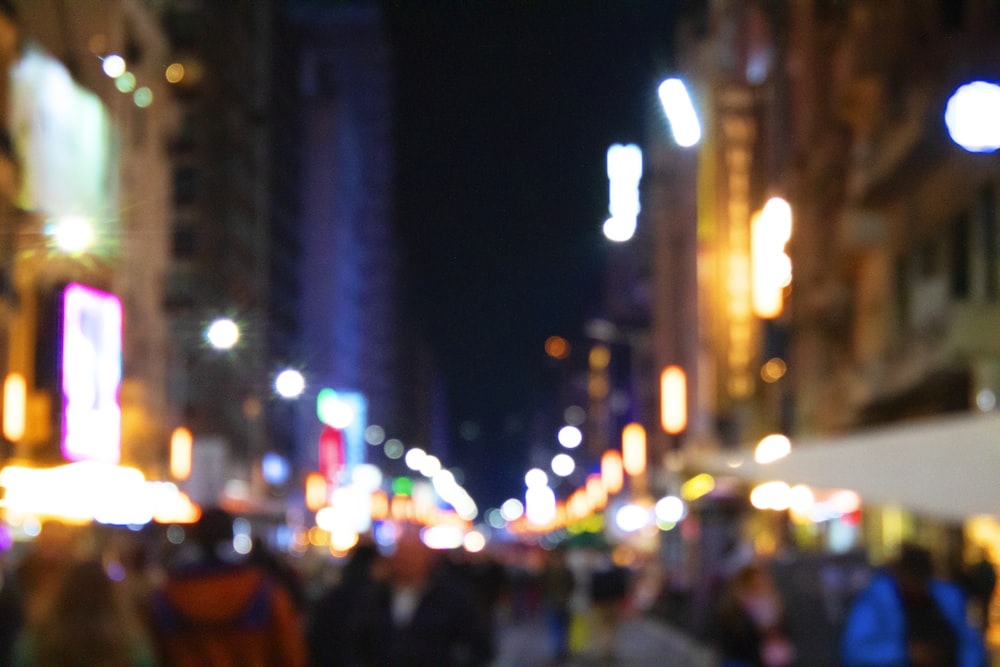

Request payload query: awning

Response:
[691,412,1000,523]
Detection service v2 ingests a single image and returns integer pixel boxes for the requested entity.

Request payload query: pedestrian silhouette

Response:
[148,507,307,666]
[306,540,383,666]
[713,562,795,667]
[841,543,986,667]
[962,548,996,638]
[350,522,495,666]
[540,545,576,663]
[12,557,158,666]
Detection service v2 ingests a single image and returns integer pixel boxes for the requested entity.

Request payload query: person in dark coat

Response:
[306,541,383,667]
[351,522,494,667]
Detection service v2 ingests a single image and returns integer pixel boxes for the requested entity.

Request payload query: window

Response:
[172,223,197,258]
[173,166,200,206]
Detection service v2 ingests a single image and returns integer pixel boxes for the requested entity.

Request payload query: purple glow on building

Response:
[61,283,122,464]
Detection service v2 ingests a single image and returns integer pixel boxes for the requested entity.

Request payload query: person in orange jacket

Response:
[148,507,307,667]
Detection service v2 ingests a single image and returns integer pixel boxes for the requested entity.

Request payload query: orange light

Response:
[751,198,792,319]
[660,366,687,434]
[568,489,589,522]
[621,422,646,476]
[2,373,26,442]
[544,335,571,360]
[585,473,607,510]
[600,449,624,495]
[169,427,193,480]
[305,472,327,511]
[391,495,413,521]
[371,489,389,520]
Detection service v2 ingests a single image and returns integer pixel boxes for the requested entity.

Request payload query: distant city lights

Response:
[615,503,649,532]
[316,388,355,428]
[524,467,548,489]
[500,498,524,521]
[551,453,575,477]
[754,433,792,464]
[165,62,185,84]
[558,425,583,448]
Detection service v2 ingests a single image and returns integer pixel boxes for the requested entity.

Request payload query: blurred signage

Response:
[10,44,116,220]
[315,388,367,477]
[61,283,122,464]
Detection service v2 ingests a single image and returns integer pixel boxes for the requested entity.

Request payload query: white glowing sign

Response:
[61,283,122,464]
[603,143,643,242]
[11,45,116,222]
[658,78,702,148]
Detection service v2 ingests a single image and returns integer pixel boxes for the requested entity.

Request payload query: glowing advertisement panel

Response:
[10,44,116,224]
[61,283,122,464]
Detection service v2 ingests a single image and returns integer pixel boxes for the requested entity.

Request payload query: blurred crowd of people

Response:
[0,510,993,667]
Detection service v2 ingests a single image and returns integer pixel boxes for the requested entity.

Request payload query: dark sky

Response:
[383,2,678,510]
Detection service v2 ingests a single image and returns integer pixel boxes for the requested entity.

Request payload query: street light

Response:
[274,368,306,399]
[204,317,240,350]
[658,78,701,148]
[945,80,1000,153]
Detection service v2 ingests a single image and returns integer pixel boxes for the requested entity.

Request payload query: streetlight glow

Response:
[551,453,575,477]
[50,215,95,253]
[558,425,583,448]
[274,369,306,398]
[658,78,701,147]
[205,318,240,349]
[102,54,126,78]
[945,80,1000,153]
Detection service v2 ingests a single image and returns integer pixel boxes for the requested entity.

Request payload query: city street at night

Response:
[0,1,999,666]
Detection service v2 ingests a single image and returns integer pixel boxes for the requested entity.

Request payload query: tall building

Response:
[160,1,275,503]
[279,0,406,483]
[2,0,174,475]
[644,0,1000,643]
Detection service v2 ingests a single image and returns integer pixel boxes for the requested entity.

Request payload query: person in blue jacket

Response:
[841,543,987,667]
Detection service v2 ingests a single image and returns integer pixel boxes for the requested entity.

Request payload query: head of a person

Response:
[389,522,436,586]
[192,507,235,559]
[343,541,381,583]
[892,543,935,599]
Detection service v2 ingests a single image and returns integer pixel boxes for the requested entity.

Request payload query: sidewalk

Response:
[493,611,717,667]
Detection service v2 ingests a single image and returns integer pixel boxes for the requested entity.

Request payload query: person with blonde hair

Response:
[12,558,158,666]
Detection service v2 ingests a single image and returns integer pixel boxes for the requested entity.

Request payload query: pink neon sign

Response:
[61,283,122,464]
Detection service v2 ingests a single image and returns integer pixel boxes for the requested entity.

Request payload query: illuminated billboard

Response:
[61,283,122,464]
[10,44,116,222]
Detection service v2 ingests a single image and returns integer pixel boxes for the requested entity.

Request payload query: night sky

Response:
[383,2,678,510]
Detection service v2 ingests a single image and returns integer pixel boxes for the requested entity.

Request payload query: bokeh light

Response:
[544,335,570,359]
[274,369,305,398]
[551,453,575,477]
[558,425,582,448]
[205,318,239,350]
[945,80,1000,153]
[102,54,126,78]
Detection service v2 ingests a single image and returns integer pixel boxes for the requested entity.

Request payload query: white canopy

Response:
[692,412,1000,523]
